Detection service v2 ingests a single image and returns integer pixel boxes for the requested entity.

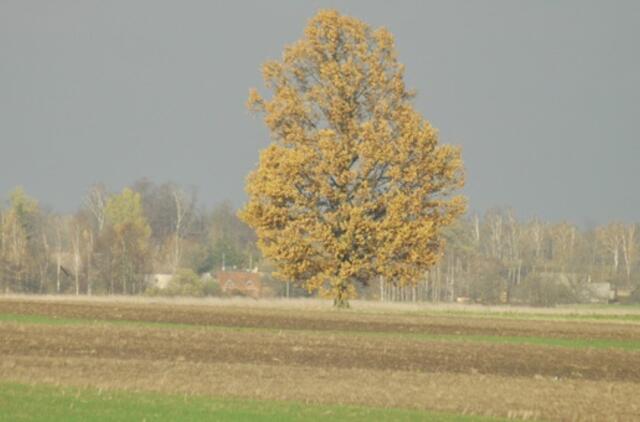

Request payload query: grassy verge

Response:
[2,312,640,352]
[0,382,501,422]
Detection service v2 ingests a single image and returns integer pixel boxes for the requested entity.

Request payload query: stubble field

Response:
[1,296,640,421]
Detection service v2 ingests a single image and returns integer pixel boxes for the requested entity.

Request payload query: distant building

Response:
[580,282,615,304]
[613,287,634,303]
[216,270,263,298]
[535,272,615,304]
[145,274,173,289]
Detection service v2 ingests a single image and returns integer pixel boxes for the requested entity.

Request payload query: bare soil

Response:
[2,297,640,421]
[2,298,640,341]
[1,322,639,382]
[2,356,640,421]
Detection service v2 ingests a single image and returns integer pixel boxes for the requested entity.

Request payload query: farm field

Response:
[1,297,640,421]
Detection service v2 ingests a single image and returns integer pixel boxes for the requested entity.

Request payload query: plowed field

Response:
[1,297,639,421]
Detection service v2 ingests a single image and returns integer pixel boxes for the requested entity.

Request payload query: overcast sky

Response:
[1,1,638,224]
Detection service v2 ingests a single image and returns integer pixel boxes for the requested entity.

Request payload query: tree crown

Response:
[241,10,466,303]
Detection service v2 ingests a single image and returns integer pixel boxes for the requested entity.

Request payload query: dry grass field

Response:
[1,296,640,421]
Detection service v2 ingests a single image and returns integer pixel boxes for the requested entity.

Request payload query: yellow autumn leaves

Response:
[241,10,466,306]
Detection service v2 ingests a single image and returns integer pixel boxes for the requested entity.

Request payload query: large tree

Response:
[241,10,466,306]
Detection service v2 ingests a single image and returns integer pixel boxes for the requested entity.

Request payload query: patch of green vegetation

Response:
[0,313,195,330]
[330,301,640,323]
[482,310,640,323]
[0,382,502,422]
[2,312,640,352]
[352,307,640,323]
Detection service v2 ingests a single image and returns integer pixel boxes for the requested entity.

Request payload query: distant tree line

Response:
[0,181,258,295]
[400,209,639,305]
[1,185,638,305]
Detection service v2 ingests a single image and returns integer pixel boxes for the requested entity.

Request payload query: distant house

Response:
[216,270,263,298]
[580,282,615,304]
[536,272,615,304]
[613,287,634,303]
[145,274,173,289]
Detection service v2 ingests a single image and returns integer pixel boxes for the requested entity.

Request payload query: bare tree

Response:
[484,210,504,260]
[70,221,81,295]
[621,224,637,284]
[551,222,577,273]
[527,218,546,272]
[84,183,108,234]
[54,217,64,294]
[0,210,5,292]
[170,185,194,273]
[39,230,50,293]
[597,223,623,275]
[505,210,523,287]
[84,228,94,295]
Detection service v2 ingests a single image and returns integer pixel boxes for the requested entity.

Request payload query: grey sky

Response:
[1,1,638,224]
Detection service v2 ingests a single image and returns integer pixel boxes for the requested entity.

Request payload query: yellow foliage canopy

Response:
[241,10,466,305]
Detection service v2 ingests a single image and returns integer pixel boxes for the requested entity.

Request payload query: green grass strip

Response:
[0,382,502,422]
[0,313,195,330]
[2,312,639,352]
[350,308,640,323]
[440,310,640,323]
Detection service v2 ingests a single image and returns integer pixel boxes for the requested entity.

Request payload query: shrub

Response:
[202,279,222,297]
[468,259,507,305]
[625,288,640,305]
[470,273,507,305]
[144,286,162,297]
[513,274,575,307]
[145,269,221,297]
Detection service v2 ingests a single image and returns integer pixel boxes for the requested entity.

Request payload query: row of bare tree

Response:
[392,209,639,304]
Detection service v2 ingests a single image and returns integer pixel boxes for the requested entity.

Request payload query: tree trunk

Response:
[73,227,81,295]
[333,282,350,308]
[40,232,50,293]
[121,238,127,295]
[86,231,93,296]
[0,213,4,293]
[621,225,636,284]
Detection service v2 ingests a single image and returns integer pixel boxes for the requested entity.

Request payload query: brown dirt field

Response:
[2,298,640,341]
[2,297,640,421]
[1,321,640,382]
[2,356,639,421]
